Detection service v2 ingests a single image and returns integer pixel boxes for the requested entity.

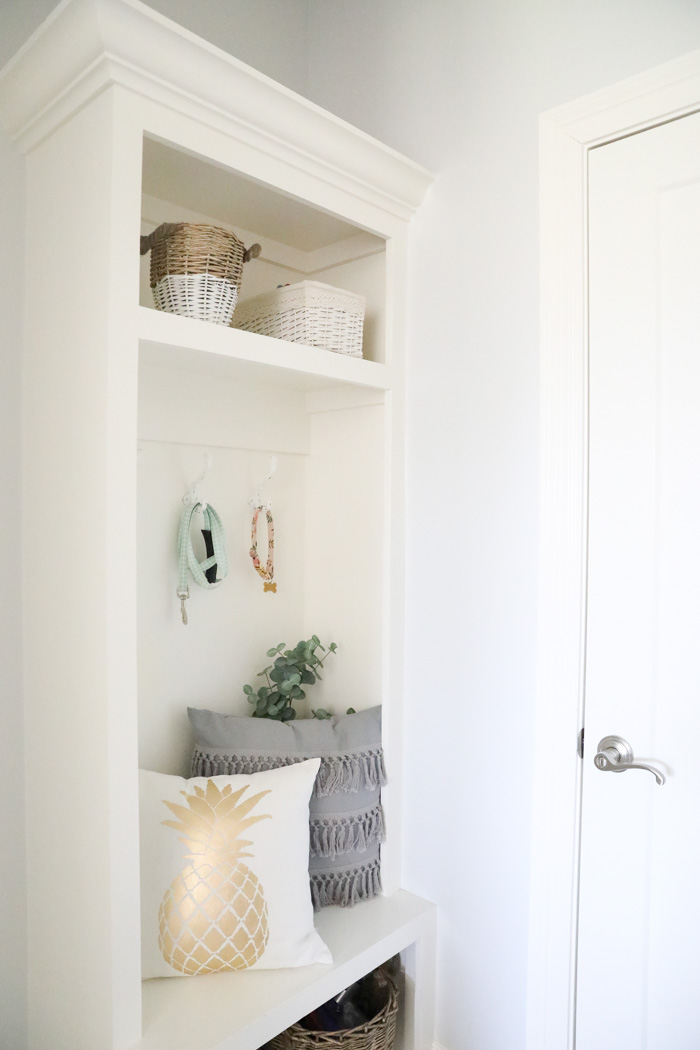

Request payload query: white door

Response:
[576,111,700,1048]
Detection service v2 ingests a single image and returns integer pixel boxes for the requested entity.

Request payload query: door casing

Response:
[528,47,700,1050]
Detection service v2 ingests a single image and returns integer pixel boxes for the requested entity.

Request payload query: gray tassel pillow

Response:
[188,706,386,908]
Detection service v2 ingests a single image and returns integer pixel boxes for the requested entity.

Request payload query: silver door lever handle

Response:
[594,735,666,786]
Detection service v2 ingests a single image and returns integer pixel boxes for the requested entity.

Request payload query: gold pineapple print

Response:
[158,780,271,974]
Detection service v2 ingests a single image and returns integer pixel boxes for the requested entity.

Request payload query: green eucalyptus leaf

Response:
[346,707,356,714]
[245,636,339,721]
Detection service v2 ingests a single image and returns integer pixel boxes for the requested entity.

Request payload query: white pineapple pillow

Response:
[139,760,331,978]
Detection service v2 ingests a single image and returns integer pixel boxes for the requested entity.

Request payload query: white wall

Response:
[305,3,700,1049]
[137,0,310,96]
[0,0,309,96]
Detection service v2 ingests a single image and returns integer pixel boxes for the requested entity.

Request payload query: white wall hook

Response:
[249,455,277,510]
[183,452,212,511]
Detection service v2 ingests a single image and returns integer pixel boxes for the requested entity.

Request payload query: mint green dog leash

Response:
[177,502,228,624]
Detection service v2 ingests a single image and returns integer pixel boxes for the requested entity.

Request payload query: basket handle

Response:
[139,222,181,256]
[139,223,262,263]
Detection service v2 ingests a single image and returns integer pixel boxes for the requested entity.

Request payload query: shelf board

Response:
[138,890,434,1050]
[138,306,391,394]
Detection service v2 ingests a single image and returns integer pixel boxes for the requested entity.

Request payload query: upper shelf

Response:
[139,138,390,365]
[142,139,385,264]
[138,306,392,394]
[138,890,435,1050]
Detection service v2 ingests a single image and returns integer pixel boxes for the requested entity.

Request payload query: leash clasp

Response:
[177,588,189,625]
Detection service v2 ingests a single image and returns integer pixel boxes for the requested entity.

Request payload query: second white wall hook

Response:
[183,452,212,510]
[250,454,277,510]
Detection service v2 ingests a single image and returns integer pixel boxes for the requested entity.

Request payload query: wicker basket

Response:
[140,223,261,325]
[232,281,365,357]
[268,968,397,1050]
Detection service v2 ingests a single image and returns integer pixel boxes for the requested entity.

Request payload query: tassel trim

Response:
[191,747,387,797]
[310,801,385,857]
[310,857,382,909]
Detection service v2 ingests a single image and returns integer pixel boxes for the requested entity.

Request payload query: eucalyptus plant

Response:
[244,636,338,721]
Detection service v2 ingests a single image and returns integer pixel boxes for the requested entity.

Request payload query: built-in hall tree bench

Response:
[0,1,436,1047]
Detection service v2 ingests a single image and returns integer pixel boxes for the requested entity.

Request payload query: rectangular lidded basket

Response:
[232,281,366,358]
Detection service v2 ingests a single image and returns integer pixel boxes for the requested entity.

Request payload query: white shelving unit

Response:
[0,1,435,1048]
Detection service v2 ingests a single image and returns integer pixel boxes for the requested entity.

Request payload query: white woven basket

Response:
[232,281,365,357]
[153,273,239,325]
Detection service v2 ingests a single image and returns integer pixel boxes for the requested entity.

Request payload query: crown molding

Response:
[544,46,700,143]
[0,0,433,219]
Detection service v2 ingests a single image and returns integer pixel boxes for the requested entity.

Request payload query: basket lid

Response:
[234,280,366,321]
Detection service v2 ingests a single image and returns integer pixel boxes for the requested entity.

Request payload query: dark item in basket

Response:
[299,987,370,1032]
[270,966,397,1049]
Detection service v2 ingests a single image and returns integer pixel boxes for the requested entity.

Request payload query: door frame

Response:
[527,48,700,1050]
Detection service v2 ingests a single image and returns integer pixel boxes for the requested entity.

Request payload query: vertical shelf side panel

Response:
[109,89,149,1050]
[23,87,142,1049]
[379,230,408,897]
